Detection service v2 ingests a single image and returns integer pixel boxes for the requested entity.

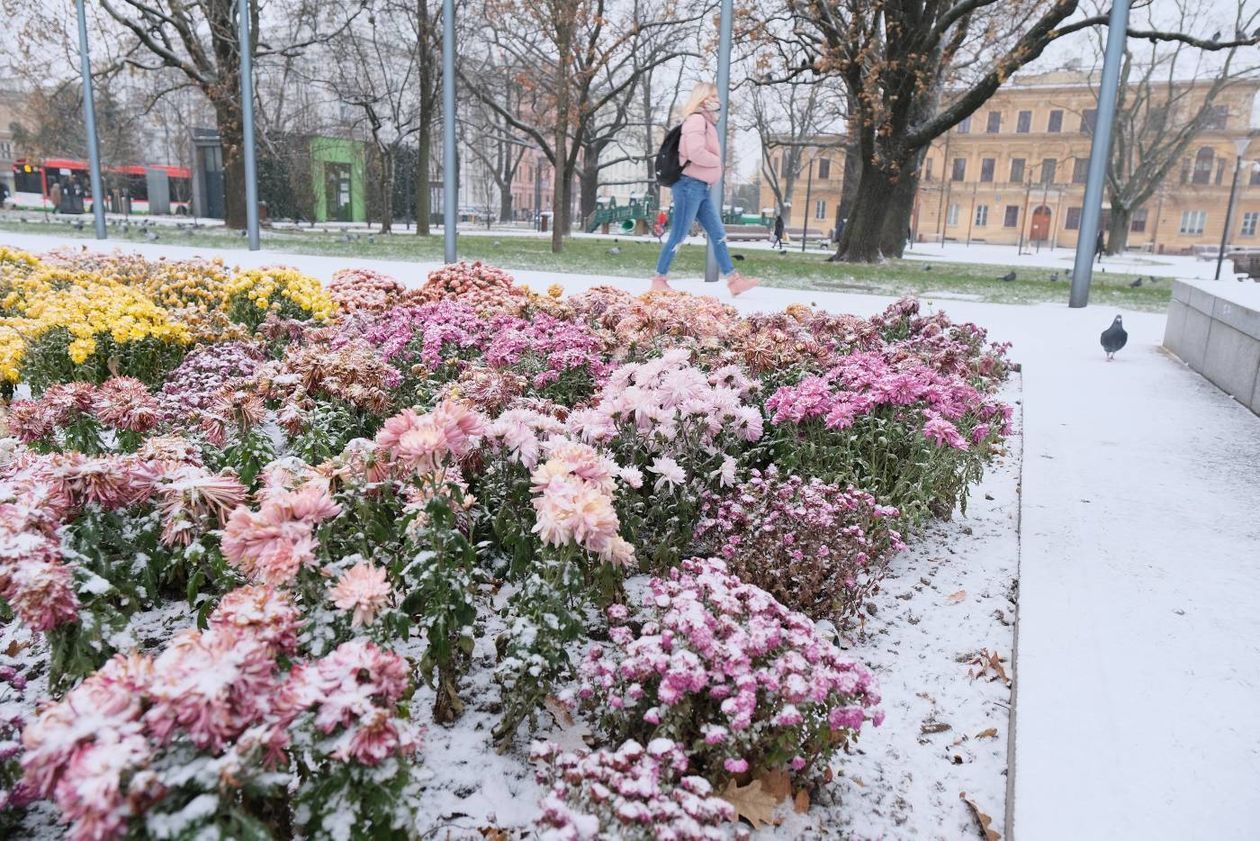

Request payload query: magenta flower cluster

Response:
[765,351,1011,448]
[694,465,906,622]
[485,312,609,390]
[579,557,883,784]
[531,738,741,841]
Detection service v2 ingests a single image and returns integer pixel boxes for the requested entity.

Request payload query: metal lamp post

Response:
[237,0,260,250]
[1214,136,1252,280]
[441,0,458,263]
[800,156,815,253]
[704,0,734,282]
[75,0,106,240]
[1069,0,1131,307]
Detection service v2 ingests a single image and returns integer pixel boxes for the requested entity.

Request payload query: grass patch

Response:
[0,216,1171,311]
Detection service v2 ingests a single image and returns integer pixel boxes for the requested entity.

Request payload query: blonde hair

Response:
[678,82,718,121]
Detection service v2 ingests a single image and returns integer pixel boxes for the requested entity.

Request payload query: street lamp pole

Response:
[1069,0,1131,307]
[441,0,458,263]
[75,0,106,240]
[704,0,734,283]
[1215,137,1251,280]
[237,0,260,250]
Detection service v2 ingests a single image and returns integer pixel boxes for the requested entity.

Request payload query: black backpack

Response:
[654,124,688,187]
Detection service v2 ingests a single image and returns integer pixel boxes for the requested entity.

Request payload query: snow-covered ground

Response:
[5,231,1260,839]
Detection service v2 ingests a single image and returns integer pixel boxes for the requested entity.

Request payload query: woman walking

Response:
[651,82,761,296]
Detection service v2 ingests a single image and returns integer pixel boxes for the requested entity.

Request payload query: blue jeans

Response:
[655,176,734,276]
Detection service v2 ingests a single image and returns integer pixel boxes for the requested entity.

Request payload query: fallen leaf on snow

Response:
[967,648,1012,686]
[975,727,999,739]
[920,721,952,734]
[793,789,811,814]
[960,791,1001,840]
[759,768,792,802]
[543,695,574,727]
[947,590,967,604]
[720,778,782,829]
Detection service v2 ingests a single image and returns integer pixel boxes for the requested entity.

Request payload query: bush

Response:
[579,558,883,787]
[694,466,905,623]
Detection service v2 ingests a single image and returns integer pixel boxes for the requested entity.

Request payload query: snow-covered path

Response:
[6,232,1260,839]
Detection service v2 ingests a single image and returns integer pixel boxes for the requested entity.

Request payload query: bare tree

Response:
[775,0,1260,262]
[1088,0,1260,253]
[462,0,702,252]
[314,0,422,233]
[742,78,843,217]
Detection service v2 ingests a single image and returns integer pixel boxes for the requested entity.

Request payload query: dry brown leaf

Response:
[960,792,1001,840]
[975,727,999,740]
[968,649,1012,687]
[759,768,792,802]
[947,589,967,604]
[479,828,509,841]
[543,695,574,728]
[720,778,781,829]
[793,789,811,814]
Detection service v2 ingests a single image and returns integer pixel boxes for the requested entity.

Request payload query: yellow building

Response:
[757,135,845,236]
[915,71,1260,253]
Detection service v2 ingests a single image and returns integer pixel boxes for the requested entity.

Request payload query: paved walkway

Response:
[5,231,1260,837]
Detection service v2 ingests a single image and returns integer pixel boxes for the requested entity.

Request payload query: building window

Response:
[957,116,972,134]
[1048,110,1063,133]
[925,158,934,181]
[1066,207,1082,230]
[1251,166,1260,186]
[1130,208,1148,233]
[1010,158,1026,183]
[1080,109,1097,134]
[1041,158,1057,185]
[986,112,1001,133]
[1016,111,1032,134]
[1072,157,1090,184]
[1241,211,1259,237]
[1216,159,1226,185]
[1004,205,1020,227]
[975,204,989,226]
[815,200,827,220]
[1192,147,1214,185]
[1204,105,1229,131]
[1180,210,1207,234]
[980,158,995,182]
[947,204,960,225]
[817,158,831,179]
[952,158,966,181]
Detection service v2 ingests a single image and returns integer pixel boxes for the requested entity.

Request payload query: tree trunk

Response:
[417,124,432,235]
[1106,204,1132,254]
[878,165,921,257]
[579,149,600,228]
[378,145,394,234]
[213,98,247,229]
[831,163,899,262]
[416,0,433,235]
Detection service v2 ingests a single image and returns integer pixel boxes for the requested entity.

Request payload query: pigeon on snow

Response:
[1129,277,1143,288]
[1100,315,1127,360]
[997,270,1016,282]
[607,246,621,255]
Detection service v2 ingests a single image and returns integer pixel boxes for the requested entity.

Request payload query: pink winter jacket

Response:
[679,112,722,185]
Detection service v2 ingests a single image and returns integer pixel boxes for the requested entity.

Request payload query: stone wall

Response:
[1165,280,1260,416]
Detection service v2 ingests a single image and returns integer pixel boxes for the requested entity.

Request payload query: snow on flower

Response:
[328,561,393,627]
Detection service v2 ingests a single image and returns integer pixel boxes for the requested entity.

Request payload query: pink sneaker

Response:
[650,275,673,292]
[726,272,761,297]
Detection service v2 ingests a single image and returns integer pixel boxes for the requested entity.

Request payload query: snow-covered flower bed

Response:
[0,248,1016,839]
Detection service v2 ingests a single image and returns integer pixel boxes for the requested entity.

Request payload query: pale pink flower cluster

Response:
[374,399,487,473]
[0,497,78,631]
[7,378,161,443]
[486,407,566,469]
[221,482,342,585]
[569,349,763,451]
[531,738,740,841]
[530,439,634,567]
[580,558,882,783]
[150,464,248,546]
[20,589,417,841]
[328,561,393,627]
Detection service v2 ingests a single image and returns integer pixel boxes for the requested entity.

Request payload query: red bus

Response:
[12,158,192,214]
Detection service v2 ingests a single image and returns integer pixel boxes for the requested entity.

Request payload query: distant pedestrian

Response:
[49,179,63,213]
[651,81,761,296]
[771,213,785,249]
[654,208,668,240]
[1095,229,1105,263]
[0,180,9,209]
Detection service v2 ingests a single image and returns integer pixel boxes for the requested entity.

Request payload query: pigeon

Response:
[1100,315,1127,360]
[144,230,159,241]
[239,229,248,238]
[997,270,1016,282]
[1129,277,1143,288]
[367,235,376,244]
[1049,271,1060,282]
[1147,275,1159,283]
[74,219,84,231]
[492,240,501,247]
[778,250,788,257]
[924,264,933,271]
[608,247,622,255]
[733,254,745,261]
